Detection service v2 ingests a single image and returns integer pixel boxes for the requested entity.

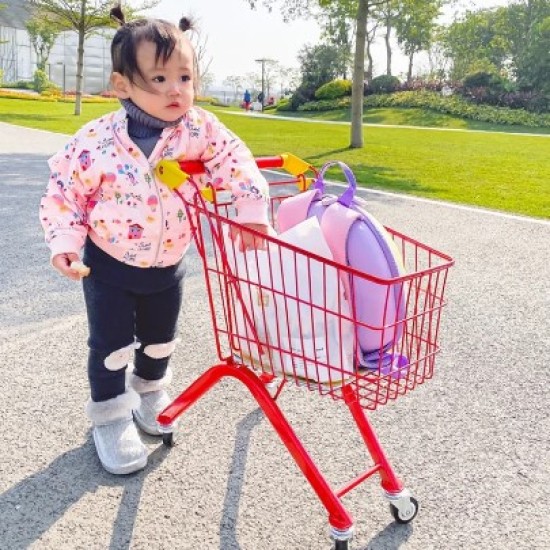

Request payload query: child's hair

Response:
[110,4,194,87]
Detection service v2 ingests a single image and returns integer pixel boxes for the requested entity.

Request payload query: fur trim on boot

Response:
[86,390,140,425]
[86,390,147,475]
[129,368,172,394]
[130,370,173,436]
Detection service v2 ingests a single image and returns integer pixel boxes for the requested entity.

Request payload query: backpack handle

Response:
[313,161,356,207]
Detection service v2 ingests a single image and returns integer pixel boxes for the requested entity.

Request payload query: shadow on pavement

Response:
[219,408,264,550]
[0,437,170,550]
[361,522,413,549]
[216,406,413,550]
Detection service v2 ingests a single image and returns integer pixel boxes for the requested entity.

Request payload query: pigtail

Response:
[179,16,193,33]
[110,4,125,26]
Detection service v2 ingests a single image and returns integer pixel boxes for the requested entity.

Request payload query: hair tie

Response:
[179,16,193,32]
[110,4,125,26]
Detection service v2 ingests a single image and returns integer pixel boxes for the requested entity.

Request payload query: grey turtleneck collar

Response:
[120,98,184,158]
[120,98,183,138]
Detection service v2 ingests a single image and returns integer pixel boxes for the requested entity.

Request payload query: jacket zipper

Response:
[148,127,179,266]
[151,166,165,266]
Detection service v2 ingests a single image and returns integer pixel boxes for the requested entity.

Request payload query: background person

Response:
[243,88,251,110]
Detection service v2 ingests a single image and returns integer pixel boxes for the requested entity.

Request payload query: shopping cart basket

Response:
[155,154,454,549]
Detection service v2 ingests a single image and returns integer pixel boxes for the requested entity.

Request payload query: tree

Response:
[499,0,550,94]
[364,11,381,83]
[349,0,368,147]
[297,43,345,94]
[245,0,384,148]
[376,0,400,76]
[518,12,550,94]
[316,0,385,147]
[442,9,503,80]
[0,4,6,46]
[441,0,549,96]
[263,60,281,99]
[187,26,213,96]
[223,75,244,102]
[29,0,156,116]
[315,1,354,79]
[26,17,60,71]
[318,0,384,147]
[275,65,300,96]
[394,0,442,82]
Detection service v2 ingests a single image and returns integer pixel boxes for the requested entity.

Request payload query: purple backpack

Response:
[277,161,408,376]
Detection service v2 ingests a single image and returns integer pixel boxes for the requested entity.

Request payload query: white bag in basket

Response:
[224,217,354,384]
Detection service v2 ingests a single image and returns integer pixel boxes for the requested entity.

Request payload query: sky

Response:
[136,0,513,89]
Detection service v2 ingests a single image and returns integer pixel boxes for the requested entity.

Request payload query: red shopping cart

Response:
[156,154,454,549]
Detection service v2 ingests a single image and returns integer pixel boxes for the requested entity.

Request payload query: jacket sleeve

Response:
[39,134,93,258]
[199,111,269,225]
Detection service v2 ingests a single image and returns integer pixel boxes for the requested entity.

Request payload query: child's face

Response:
[113,38,195,122]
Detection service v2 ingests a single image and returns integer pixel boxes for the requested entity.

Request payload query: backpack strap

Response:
[319,201,360,266]
[320,202,362,366]
[319,202,361,306]
[276,188,320,233]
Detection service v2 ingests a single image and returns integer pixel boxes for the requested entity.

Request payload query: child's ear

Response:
[111,72,131,98]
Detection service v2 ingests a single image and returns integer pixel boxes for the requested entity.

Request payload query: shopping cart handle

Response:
[155,153,314,191]
[176,154,314,175]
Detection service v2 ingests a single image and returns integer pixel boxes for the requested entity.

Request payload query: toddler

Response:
[39,6,269,475]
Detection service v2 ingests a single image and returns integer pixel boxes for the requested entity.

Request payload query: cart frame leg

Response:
[158,362,354,533]
[342,385,404,494]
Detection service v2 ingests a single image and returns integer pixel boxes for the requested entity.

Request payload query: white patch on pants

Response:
[104,342,140,371]
[142,338,180,359]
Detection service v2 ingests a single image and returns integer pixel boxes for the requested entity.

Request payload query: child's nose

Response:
[167,81,182,95]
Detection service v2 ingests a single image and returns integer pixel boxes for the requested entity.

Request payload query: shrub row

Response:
[0,88,228,107]
[315,79,352,100]
[0,89,117,103]
[296,91,550,128]
[324,72,549,113]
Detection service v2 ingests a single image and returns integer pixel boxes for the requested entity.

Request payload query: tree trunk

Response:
[407,51,414,82]
[74,0,86,116]
[365,45,373,83]
[350,0,368,149]
[385,25,392,75]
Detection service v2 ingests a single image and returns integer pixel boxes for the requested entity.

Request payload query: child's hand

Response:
[229,223,270,252]
[52,253,89,281]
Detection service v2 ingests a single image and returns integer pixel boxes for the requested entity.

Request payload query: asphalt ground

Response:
[0,121,549,549]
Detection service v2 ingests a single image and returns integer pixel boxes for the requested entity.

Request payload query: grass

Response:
[0,97,118,134]
[276,107,550,135]
[1,96,548,219]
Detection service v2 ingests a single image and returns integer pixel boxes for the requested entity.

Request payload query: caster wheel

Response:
[162,432,175,447]
[390,496,419,524]
[333,540,349,550]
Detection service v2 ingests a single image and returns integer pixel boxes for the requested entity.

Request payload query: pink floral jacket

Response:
[40,107,269,267]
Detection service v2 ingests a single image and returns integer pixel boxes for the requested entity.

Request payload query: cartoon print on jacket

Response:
[78,150,92,171]
[128,223,144,239]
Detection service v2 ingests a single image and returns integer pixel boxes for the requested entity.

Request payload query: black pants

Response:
[82,275,184,402]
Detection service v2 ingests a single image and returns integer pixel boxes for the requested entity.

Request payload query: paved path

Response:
[0,121,549,549]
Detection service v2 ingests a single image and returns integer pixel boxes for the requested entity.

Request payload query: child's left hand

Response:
[229,223,270,252]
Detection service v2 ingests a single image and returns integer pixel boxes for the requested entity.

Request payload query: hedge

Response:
[296,91,550,128]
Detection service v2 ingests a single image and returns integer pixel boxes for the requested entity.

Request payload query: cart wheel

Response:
[390,496,419,524]
[333,540,349,550]
[162,432,175,447]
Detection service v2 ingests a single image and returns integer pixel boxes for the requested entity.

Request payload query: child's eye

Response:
[152,76,165,83]
[181,75,191,82]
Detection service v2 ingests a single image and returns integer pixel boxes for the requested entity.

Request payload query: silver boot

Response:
[130,369,172,436]
[86,390,148,475]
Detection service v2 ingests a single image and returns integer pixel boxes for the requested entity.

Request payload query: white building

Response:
[0,0,112,94]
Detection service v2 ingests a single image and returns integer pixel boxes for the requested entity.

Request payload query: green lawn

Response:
[1,97,548,219]
[276,107,550,135]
